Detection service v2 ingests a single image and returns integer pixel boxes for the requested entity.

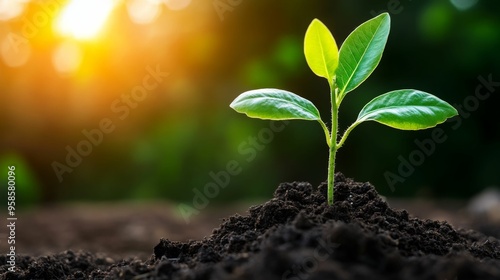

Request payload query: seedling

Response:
[230,13,458,205]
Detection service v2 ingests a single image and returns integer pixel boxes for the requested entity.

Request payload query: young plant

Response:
[230,13,458,205]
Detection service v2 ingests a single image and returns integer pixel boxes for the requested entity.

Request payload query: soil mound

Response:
[2,174,499,279]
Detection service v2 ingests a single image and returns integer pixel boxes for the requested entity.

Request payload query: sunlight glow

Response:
[55,0,116,40]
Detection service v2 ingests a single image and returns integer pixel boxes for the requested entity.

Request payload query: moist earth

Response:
[1,173,499,279]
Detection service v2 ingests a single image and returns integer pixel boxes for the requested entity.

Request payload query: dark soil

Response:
[2,173,500,279]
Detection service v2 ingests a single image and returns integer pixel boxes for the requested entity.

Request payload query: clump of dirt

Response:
[2,173,500,279]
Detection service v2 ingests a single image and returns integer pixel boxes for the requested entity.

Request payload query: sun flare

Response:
[55,0,116,40]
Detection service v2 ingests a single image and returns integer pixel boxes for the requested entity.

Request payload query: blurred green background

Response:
[0,0,499,207]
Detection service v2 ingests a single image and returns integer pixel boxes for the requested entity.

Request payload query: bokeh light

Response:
[1,33,31,67]
[0,0,26,21]
[164,0,191,11]
[52,41,82,74]
[450,0,479,11]
[126,0,162,25]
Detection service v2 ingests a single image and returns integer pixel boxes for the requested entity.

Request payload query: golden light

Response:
[55,0,116,40]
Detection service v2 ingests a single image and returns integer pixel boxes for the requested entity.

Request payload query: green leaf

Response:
[337,13,391,99]
[230,88,321,121]
[304,19,339,84]
[356,90,458,130]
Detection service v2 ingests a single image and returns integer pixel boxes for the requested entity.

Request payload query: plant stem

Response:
[327,139,336,205]
[327,83,339,205]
